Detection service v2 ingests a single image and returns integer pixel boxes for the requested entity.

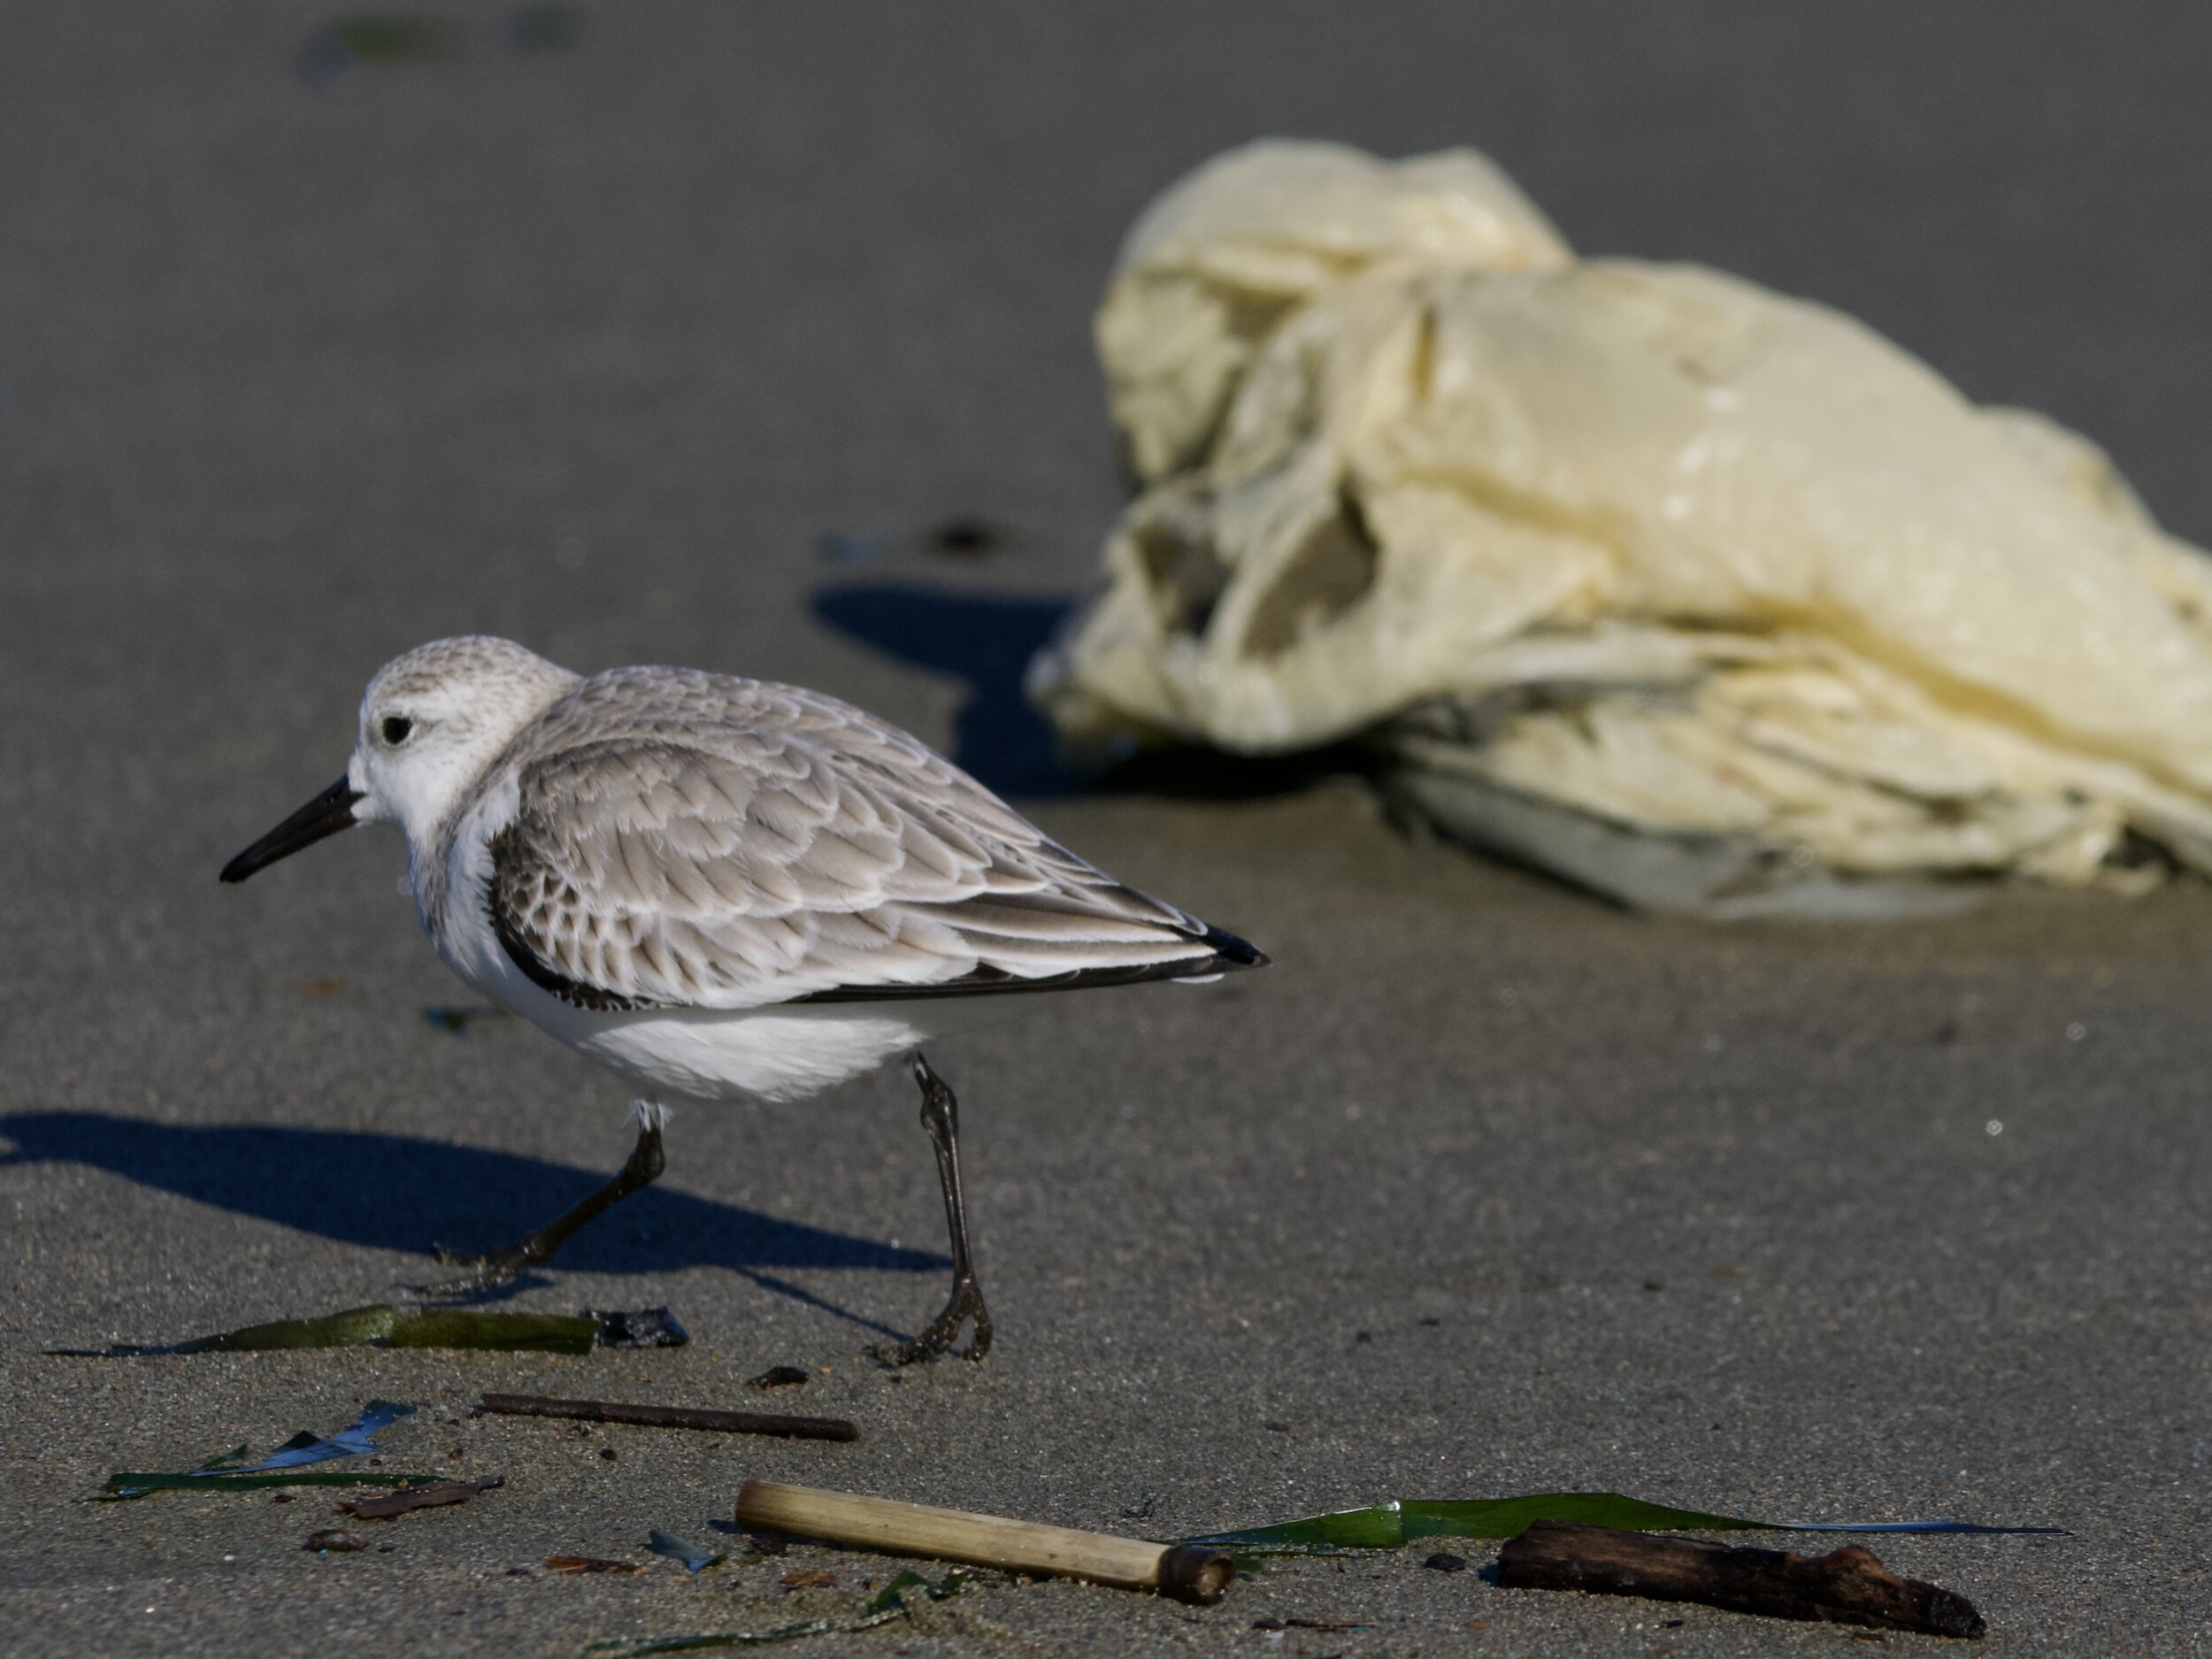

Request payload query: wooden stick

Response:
[733,1479,1234,1605]
[480,1392,857,1442]
[1496,1520,1985,1638]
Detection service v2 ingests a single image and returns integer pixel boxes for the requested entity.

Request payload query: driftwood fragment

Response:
[1495,1520,1985,1638]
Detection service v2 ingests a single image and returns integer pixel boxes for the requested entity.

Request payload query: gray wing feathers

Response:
[486,672,1226,1010]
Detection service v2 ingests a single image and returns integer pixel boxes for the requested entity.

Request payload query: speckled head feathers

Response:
[348,636,580,853]
[363,636,575,712]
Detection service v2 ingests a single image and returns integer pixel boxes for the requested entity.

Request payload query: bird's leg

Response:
[875,1053,993,1364]
[412,1104,667,1298]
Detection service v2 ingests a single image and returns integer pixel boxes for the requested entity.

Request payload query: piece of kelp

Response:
[343,1479,494,1519]
[104,1401,435,1500]
[583,1568,974,1655]
[504,4,580,52]
[424,1003,508,1034]
[588,1308,690,1349]
[48,1303,687,1356]
[297,13,462,86]
[1181,1493,2061,1557]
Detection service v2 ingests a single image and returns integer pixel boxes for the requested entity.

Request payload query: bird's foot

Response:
[409,1244,533,1300]
[872,1274,992,1366]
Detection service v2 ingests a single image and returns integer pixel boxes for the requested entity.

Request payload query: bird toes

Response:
[407,1247,529,1300]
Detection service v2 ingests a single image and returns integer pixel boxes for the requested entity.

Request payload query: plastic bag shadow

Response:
[811,581,1368,800]
[0,1112,941,1277]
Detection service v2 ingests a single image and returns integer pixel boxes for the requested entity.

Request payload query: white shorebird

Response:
[221,636,1264,1361]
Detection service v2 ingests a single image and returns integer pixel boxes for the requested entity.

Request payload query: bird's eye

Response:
[381,715,414,745]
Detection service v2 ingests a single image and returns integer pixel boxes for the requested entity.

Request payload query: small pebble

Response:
[928,515,998,556]
[304,1530,365,1553]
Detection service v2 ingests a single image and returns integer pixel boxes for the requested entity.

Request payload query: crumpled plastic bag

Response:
[1029,139,2212,916]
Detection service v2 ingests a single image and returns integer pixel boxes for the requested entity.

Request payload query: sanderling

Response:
[221,636,1264,1362]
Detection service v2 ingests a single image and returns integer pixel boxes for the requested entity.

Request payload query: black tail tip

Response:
[1201,923,1268,970]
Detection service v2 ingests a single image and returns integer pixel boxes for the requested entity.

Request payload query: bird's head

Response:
[220,635,579,883]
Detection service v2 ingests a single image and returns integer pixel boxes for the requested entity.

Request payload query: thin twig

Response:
[480,1392,858,1441]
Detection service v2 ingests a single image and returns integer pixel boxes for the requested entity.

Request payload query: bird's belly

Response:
[433,897,1067,1103]
[444,926,933,1102]
[572,1005,939,1103]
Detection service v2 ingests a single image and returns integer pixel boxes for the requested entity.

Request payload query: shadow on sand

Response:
[0,1111,944,1279]
[811,582,1083,796]
[811,580,1371,799]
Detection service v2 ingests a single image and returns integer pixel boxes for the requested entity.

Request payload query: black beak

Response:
[220,776,365,884]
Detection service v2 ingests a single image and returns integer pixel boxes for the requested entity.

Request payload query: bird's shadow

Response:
[0,1111,944,1279]
[811,583,1085,796]
[810,580,1372,800]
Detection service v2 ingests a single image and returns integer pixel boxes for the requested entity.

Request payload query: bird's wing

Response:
[483,676,1261,1011]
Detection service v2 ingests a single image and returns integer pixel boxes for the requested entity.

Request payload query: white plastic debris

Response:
[1031,139,2212,916]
